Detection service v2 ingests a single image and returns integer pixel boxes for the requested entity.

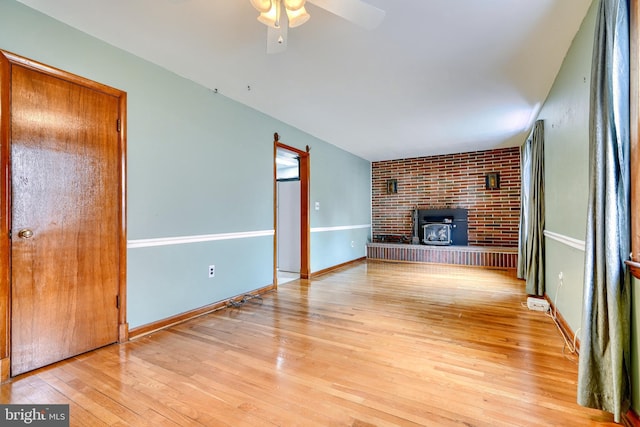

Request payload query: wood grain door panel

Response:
[10,65,120,375]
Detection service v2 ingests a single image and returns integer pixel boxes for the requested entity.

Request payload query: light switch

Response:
[315,201,320,211]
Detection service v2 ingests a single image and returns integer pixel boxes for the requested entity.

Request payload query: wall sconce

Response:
[485,173,500,190]
[386,179,398,194]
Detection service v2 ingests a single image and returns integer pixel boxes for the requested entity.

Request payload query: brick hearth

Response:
[367,243,518,269]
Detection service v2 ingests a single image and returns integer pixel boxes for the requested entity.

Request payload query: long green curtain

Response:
[577,0,631,422]
[517,138,530,279]
[517,120,545,296]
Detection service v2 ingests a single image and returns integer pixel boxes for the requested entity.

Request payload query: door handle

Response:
[17,229,34,239]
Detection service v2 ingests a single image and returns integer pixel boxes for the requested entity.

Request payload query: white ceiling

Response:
[16,0,593,161]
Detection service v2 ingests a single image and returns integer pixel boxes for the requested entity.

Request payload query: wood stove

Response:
[413,208,468,246]
[422,219,452,245]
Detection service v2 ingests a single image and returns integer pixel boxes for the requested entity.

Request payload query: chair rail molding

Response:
[128,230,274,249]
[543,230,586,252]
[310,224,371,233]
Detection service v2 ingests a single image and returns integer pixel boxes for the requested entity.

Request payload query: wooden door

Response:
[9,63,122,375]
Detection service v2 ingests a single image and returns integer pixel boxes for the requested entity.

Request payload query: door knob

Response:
[17,229,34,239]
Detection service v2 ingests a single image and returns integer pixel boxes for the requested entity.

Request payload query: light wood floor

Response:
[1,261,619,426]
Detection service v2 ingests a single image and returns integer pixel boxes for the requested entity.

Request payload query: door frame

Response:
[273,134,310,285]
[0,50,128,381]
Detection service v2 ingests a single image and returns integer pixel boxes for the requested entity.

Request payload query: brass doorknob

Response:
[18,229,33,239]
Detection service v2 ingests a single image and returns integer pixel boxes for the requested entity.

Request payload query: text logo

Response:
[0,405,69,426]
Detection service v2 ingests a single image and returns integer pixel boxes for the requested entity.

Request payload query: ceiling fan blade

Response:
[307,0,385,30]
[267,23,288,54]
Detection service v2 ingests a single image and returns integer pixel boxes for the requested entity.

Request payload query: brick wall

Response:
[372,147,521,247]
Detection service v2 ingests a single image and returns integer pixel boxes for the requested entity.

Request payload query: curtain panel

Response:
[517,120,545,296]
[577,0,631,422]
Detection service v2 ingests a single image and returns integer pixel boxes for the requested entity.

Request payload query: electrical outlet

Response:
[351,241,355,247]
[208,265,215,278]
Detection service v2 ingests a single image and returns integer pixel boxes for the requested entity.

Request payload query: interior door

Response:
[10,64,121,375]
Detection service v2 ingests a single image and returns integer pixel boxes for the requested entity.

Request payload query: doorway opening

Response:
[276,147,300,283]
[273,135,310,287]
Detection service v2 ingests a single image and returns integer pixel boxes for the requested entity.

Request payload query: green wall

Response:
[537,0,639,414]
[0,0,371,329]
[538,0,595,334]
[309,141,372,272]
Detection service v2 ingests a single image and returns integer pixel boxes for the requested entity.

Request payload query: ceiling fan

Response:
[249,0,386,54]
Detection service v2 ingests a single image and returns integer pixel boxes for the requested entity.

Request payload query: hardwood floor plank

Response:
[1,261,620,426]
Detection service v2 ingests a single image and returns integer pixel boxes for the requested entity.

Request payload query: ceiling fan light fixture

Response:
[283,0,305,11]
[250,0,272,13]
[286,6,310,28]
[257,0,281,28]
